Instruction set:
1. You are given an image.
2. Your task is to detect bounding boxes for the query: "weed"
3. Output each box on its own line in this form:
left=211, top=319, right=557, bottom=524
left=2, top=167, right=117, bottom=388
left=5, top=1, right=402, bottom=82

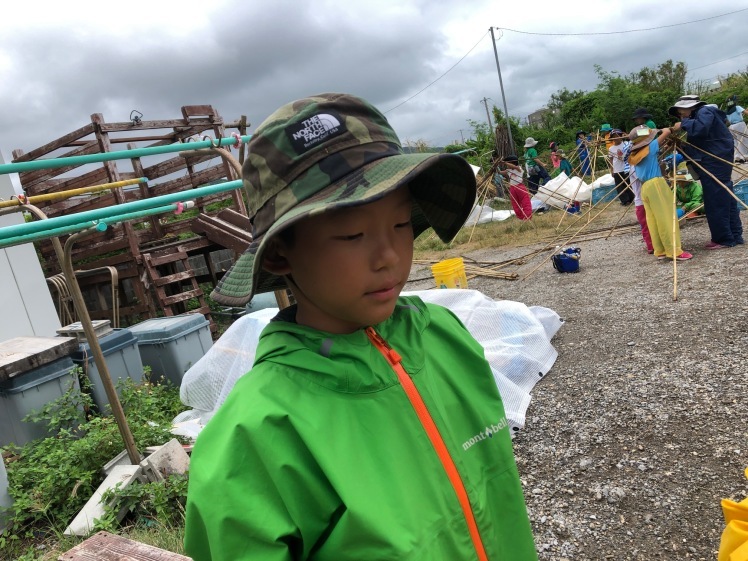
left=0, top=371, right=184, bottom=559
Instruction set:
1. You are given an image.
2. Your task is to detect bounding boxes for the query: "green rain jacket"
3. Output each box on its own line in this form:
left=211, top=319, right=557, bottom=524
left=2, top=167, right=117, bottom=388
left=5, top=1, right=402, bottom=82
left=184, top=296, right=537, bottom=561
left=676, top=181, right=704, bottom=213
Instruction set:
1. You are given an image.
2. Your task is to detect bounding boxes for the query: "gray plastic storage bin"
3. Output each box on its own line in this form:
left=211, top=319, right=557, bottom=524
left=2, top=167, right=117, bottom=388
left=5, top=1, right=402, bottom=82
left=72, top=329, right=144, bottom=412
left=0, top=356, right=79, bottom=447
left=128, top=315, right=212, bottom=387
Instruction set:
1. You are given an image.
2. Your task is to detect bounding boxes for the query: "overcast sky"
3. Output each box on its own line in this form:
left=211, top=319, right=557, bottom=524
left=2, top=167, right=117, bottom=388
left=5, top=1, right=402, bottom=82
left=1, top=0, right=747, bottom=160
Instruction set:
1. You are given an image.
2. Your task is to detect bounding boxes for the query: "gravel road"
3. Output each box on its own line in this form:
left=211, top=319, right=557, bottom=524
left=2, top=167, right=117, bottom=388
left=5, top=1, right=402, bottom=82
left=407, top=210, right=748, bottom=560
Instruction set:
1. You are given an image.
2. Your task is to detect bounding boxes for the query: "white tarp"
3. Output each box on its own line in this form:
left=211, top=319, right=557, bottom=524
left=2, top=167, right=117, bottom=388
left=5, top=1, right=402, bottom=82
left=533, top=172, right=591, bottom=209
left=174, top=289, right=563, bottom=438
left=464, top=204, right=514, bottom=225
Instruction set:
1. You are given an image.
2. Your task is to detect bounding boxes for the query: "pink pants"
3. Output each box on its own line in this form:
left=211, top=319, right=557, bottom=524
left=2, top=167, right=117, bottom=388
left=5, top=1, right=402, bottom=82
left=510, top=184, right=532, bottom=220
left=635, top=204, right=653, bottom=252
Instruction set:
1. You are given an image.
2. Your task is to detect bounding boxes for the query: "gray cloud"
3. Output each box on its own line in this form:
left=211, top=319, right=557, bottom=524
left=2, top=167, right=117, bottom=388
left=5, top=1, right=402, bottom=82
left=1, top=1, right=746, bottom=158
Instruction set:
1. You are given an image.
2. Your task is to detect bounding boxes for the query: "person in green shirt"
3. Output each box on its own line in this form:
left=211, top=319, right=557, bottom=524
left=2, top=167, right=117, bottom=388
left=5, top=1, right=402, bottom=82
left=632, top=107, right=656, bottom=129
left=523, top=137, right=550, bottom=195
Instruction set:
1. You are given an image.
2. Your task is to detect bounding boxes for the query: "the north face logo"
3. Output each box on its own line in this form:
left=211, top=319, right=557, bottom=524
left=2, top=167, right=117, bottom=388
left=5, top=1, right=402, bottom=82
left=287, top=112, right=346, bottom=153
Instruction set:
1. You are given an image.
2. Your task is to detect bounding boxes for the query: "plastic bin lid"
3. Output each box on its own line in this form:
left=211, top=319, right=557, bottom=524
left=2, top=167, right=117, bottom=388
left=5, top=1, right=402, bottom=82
left=128, top=315, right=209, bottom=343
left=0, top=356, right=76, bottom=394
left=72, top=329, right=138, bottom=363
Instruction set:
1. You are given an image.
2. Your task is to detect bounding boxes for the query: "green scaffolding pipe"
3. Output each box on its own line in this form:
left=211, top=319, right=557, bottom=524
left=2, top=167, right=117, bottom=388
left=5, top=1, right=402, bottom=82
left=0, top=179, right=242, bottom=245
left=0, top=135, right=251, bottom=175
left=1, top=202, right=194, bottom=248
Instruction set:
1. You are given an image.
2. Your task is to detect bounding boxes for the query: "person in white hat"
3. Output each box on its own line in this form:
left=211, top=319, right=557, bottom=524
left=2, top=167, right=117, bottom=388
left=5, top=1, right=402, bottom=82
left=671, top=96, right=743, bottom=249
left=523, top=137, right=550, bottom=195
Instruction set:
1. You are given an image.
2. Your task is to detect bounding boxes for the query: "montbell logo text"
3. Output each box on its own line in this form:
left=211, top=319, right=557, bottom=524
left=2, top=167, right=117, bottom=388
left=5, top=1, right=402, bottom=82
left=462, top=418, right=508, bottom=451
left=291, top=114, right=342, bottom=144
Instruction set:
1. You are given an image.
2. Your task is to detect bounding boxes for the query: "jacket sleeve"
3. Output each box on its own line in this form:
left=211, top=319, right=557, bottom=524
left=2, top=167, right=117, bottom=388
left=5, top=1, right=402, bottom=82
left=184, top=375, right=338, bottom=561
left=681, top=108, right=721, bottom=141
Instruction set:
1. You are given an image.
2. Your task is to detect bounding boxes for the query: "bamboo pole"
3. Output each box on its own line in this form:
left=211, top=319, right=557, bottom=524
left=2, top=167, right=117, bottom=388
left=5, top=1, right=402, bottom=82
left=671, top=149, right=679, bottom=302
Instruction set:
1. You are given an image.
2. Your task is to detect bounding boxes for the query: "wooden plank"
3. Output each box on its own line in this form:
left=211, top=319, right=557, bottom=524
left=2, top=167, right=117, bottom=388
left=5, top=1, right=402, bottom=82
left=153, top=270, right=195, bottom=286
left=217, top=208, right=251, bottom=231
left=98, top=117, right=220, bottom=132
left=58, top=530, right=191, bottom=560
left=161, top=289, right=201, bottom=306
left=181, top=105, right=216, bottom=120
left=0, top=336, right=79, bottom=382
left=19, top=142, right=101, bottom=189
left=146, top=251, right=188, bottom=267
left=12, top=123, right=96, bottom=163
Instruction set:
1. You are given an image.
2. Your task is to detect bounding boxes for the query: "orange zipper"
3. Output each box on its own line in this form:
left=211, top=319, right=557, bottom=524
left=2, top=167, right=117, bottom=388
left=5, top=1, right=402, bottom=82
left=365, top=326, right=489, bottom=561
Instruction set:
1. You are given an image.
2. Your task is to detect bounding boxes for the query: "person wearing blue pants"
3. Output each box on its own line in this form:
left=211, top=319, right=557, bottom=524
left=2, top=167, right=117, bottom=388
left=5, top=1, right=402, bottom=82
left=670, top=96, right=744, bottom=249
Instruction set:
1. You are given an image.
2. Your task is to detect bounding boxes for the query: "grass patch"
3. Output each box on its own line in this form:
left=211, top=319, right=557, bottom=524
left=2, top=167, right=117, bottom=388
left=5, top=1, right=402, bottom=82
left=414, top=204, right=620, bottom=262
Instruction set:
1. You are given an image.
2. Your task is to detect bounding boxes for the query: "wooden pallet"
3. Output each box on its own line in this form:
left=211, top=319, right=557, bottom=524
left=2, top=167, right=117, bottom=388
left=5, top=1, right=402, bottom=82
left=142, top=245, right=215, bottom=332
left=59, top=531, right=191, bottom=560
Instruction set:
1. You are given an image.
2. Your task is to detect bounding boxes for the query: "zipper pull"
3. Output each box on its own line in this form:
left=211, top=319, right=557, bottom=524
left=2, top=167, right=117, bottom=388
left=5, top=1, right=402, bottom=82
left=365, top=327, right=402, bottom=364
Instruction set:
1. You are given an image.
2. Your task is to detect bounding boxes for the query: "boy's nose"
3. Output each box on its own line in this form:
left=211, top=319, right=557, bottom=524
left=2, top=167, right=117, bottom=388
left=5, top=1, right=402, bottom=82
left=371, top=235, right=400, bottom=269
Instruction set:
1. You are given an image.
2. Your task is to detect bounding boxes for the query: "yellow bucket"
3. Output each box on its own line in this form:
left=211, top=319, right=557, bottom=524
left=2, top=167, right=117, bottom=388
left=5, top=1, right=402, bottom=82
left=431, top=257, right=468, bottom=289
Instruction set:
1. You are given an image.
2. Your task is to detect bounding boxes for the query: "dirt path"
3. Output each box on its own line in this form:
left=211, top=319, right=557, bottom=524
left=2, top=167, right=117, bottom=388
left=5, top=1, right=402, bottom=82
left=407, top=211, right=748, bottom=560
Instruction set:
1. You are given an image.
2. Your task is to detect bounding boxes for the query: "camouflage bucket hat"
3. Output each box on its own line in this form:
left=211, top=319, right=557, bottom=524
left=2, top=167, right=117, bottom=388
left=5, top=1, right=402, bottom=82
left=211, top=92, right=477, bottom=306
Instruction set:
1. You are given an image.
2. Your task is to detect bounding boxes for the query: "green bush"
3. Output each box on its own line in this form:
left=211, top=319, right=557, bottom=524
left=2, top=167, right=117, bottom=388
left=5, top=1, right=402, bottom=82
left=0, top=372, right=185, bottom=558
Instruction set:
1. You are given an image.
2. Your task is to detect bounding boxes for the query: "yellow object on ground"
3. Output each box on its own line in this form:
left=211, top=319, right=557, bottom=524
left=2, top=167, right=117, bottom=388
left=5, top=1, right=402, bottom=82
left=719, top=468, right=748, bottom=561
left=431, top=257, right=468, bottom=289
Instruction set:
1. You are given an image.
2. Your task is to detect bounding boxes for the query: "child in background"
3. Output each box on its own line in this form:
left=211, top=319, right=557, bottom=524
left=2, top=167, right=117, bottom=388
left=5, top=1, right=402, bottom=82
left=628, top=165, right=654, bottom=254
left=549, top=141, right=561, bottom=172
left=498, top=154, right=532, bottom=220
left=608, top=129, right=634, bottom=206
left=559, top=149, right=573, bottom=177
left=628, top=124, right=692, bottom=261
left=184, top=93, right=538, bottom=561
left=673, top=172, right=705, bottom=218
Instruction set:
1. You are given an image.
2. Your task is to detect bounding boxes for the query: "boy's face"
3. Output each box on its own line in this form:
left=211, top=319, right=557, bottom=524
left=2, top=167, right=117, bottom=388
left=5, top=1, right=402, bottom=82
left=266, top=187, right=414, bottom=334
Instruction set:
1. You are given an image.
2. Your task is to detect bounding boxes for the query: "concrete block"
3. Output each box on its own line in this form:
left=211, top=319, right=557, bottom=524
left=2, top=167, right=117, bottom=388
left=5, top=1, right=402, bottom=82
left=64, top=464, right=141, bottom=536
left=140, top=438, right=190, bottom=483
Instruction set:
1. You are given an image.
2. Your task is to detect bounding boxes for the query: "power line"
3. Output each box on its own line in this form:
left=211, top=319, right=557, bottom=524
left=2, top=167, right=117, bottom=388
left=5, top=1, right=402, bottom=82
left=689, top=50, right=748, bottom=72
left=498, top=7, right=748, bottom=36
left=383, top=30, right=489, bottom=114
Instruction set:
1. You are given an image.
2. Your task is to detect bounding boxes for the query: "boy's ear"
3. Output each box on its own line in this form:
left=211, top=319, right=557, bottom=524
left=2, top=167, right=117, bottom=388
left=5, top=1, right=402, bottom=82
left=261, top=239, right=292, bottom=276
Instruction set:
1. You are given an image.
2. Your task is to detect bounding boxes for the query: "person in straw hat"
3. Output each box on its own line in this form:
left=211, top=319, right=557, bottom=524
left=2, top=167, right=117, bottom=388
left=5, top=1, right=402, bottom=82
left=523, top=136, right=550, bottom=195
left=184, top=93, right=538, bottom=561
left=627, top=124, right=693, bottom=260
left=670, top=95, right=743, bottom=249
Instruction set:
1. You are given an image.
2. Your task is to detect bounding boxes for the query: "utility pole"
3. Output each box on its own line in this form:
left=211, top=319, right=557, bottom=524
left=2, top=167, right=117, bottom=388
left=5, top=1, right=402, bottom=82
left=489, top=27, right=514, bottom=151
left=480, top=97, right=496, bottom=151
left=458, top=129, right=465, bottom=143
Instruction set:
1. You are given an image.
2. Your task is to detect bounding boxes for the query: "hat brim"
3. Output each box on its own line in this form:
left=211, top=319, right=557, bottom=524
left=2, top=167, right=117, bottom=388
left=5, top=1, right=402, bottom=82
left=669, top=100, right=705, bottom=117
left=524, top=140, right=538, bottom=148
left=629, top=128, right=657, bottom=152
left=210, top=152, right=477, bottom=306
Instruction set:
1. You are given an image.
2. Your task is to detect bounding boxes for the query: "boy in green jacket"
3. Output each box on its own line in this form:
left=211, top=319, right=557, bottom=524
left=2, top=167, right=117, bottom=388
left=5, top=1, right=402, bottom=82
left=184, top=93, right=538, bottom=561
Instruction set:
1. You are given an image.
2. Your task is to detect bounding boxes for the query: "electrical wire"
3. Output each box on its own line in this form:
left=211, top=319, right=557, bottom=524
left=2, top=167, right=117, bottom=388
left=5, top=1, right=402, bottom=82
left=498, top=7, right=748, bottom=36
left=383, top=31, right=489, bottom=114
left=689, top=50, right=748, bottom=71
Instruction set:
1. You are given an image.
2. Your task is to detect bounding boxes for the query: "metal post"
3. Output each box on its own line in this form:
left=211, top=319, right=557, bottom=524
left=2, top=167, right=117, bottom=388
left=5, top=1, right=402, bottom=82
left=481, top=97, right=497, bottom=152
left=489, top=27, right=514, bottom=151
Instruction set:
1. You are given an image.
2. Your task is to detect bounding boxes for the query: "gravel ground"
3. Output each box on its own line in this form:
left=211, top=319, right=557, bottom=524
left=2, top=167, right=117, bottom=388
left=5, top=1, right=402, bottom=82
left=407, top=209, right=748, bottom=560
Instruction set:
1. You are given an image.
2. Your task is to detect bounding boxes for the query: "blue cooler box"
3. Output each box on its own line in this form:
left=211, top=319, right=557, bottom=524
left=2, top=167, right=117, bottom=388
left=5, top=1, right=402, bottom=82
left=0, top=356, right=80, bottom=447
left=72, top=329, right=144, bottom=413
left=128, top=315, right=212, bottom=387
